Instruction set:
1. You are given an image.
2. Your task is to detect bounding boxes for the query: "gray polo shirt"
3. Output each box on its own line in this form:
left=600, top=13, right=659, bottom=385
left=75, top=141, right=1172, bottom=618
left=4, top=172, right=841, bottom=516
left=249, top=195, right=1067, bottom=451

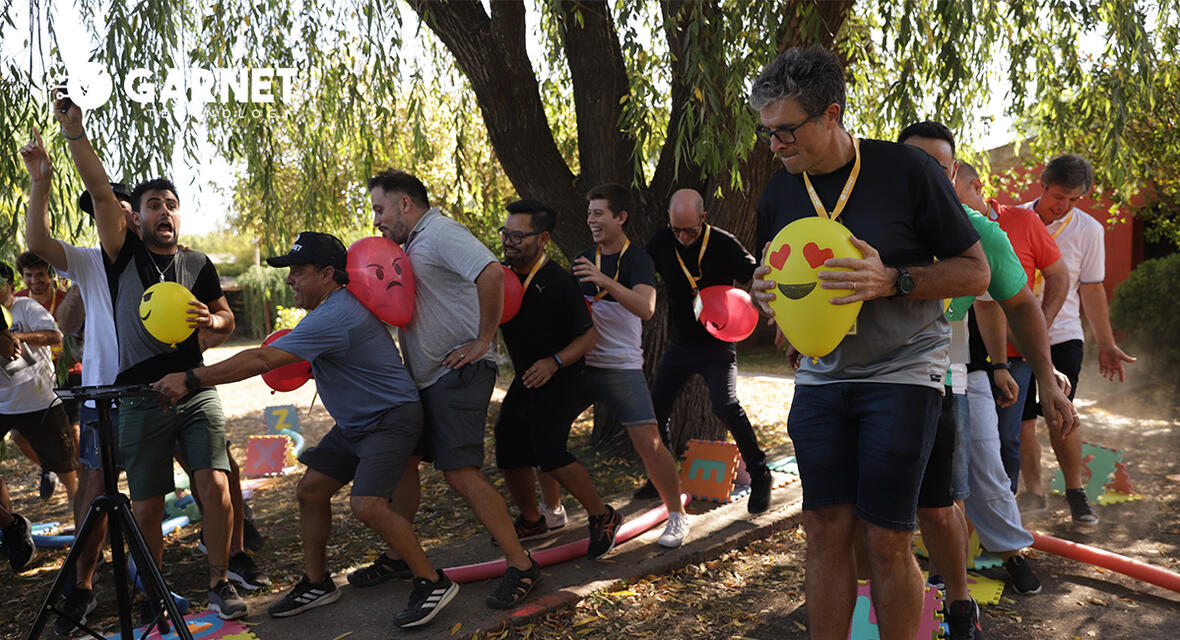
left=399, top=208, right=498, bottom=389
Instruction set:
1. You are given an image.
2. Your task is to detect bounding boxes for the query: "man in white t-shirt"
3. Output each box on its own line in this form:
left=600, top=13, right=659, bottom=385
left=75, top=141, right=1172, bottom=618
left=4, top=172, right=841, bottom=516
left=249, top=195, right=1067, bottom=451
left=1016, top=154, right=1135, bottom=527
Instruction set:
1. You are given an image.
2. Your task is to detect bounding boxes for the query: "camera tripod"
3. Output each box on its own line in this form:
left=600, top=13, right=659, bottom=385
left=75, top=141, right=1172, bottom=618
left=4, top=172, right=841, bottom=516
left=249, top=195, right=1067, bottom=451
left=25, top=385, right=194, bottom=640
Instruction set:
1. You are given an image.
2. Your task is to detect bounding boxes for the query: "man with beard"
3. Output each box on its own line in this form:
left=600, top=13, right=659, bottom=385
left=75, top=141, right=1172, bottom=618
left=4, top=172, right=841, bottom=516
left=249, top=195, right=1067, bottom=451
left=55, top=98, right=244, bottom=622
left=362, top=169, right=539, bottom=613
left=495, top=199, right=619, bottom=563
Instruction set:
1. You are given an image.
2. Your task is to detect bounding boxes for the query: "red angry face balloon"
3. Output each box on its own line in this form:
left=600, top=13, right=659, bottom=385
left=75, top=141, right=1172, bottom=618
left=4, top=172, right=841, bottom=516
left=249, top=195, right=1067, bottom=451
left=695, top=285, right=759, bottom=342
left=261, top=329, right=313, bottom=392
left=346, top=237, right=416, bottom=327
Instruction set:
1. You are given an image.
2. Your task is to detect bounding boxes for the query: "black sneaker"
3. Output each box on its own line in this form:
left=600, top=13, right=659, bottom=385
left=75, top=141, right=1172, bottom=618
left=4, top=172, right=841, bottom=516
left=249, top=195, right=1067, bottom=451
left=392, top=573, right=459, bottom=629
left=927, top=573, right=946, bottom=592
left=268, top=574, right=341, bottom=618
left=53, top=586, right=97, bottom=637
left=2, top=513, right=37, bottom=573
left=514, top=515, right=550, bottom=542
left=486, top=559, right=541, bottom=609
left=228, top=551, right=271, bottom=590
left=632, top=479, right=660, bottom=500
left=348, top=553, right=412, bottom=587
left=748, top=466, right=772, bottom=514
left=1003, top=555, right=1042, bottom=594
left=1065, top=488, right=1099, bottom=527
left=208, top=579, right=248, bottom=619
left=243, top=518, right=265, bottom=551
left=587, top=505, right=622, bottom=559
left=946, top=598, right=985, bottom=640
left=40, top=470, right=58, bottom=501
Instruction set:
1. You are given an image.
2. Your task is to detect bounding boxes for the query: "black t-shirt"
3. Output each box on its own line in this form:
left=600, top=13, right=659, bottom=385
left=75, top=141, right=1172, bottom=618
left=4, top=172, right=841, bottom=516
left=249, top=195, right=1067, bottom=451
left=753, top=137, right=980, bottom=386
left=646, top=225, right=757, bottom=345
left=755, top=138, right=978, bottom=266
left=573, top=243, right=656, bottom=301
left=501, top=260, right=594, bottom=376
left=107, top=229, right=224, bottom=384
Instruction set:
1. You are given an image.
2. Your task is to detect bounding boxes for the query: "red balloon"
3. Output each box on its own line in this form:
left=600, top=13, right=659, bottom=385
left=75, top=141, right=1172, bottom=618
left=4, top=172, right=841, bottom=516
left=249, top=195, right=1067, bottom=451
left=346, top=237, right=415, bottom=326
left=500, top=265, right=523, bottom=325
left=261, top=329, right=313, bottom=392
left=696, top=285, right=759, bottom=343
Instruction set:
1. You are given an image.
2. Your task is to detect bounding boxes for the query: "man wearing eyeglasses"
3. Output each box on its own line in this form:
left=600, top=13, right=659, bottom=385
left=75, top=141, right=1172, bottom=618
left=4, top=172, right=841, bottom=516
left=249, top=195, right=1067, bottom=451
left=569, top=183, right=691, bottom=549
left=749, top=47, right=988, bottom=639
left=642, top=189, right=771, bottom=513
left=494, top=199, right=620, bottom=565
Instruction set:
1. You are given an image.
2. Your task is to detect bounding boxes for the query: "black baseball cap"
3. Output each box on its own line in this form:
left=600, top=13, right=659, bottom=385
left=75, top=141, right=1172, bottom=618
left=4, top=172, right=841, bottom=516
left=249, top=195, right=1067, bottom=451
left=79, top=183, right=133, bottom=216
left=266, top=232, right=349, bottom=282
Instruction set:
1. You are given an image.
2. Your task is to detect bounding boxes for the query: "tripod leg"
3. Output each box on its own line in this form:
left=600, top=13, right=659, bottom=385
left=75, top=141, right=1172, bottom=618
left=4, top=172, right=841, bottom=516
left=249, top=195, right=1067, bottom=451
left=116, top=504, right=194, bottom=640
left=23, top=502, right=105, bottom=640
left=107, top=503, right=134, bottom=640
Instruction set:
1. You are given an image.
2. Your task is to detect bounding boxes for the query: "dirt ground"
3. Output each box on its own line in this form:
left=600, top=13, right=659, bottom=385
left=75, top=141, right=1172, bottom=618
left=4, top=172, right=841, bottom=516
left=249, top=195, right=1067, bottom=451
left=2, top=344, right=1178, bottom=639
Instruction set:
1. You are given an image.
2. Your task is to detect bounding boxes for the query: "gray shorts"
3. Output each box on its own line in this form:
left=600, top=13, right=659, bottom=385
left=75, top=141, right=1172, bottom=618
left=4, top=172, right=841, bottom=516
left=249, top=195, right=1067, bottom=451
left=418, top=360, right=497, bottom=471
left=298, top=402, right=423, bottom=497
left=582, top=366, right=657, bottom=427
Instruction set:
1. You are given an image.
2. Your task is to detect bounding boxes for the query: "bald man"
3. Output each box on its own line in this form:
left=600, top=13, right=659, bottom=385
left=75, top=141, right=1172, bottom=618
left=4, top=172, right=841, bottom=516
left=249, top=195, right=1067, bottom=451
left=644, top=189, right=771, bottom=513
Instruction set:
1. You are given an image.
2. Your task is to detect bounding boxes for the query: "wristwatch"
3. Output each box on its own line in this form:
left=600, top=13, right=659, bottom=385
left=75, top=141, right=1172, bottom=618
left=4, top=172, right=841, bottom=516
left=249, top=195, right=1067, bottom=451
left=184, top=369, right=201, bottom=390
left=552, top=353, right=564, bottom=368
left=990, top=361, right=1011, bottom=372
left=894, top=266, right=915, bottom=297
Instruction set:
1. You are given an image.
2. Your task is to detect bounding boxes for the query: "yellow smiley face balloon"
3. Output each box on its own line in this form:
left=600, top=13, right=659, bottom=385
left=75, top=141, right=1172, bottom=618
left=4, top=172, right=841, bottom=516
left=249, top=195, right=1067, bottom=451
left=765, top=217, right=864, bottom=358
left=139, top=282, right=196, bottom=347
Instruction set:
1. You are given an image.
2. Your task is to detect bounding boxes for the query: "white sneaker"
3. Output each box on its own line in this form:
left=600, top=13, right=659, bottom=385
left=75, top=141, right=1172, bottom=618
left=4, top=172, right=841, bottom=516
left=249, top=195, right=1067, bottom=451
left=657, top=512, right=689, bottom=548
left=538, top=502, right=567, bottom=530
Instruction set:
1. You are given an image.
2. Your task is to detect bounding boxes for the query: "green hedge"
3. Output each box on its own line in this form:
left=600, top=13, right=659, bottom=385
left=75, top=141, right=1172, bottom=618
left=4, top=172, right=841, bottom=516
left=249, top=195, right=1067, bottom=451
left=1110, top=253, right=1180, bottom=374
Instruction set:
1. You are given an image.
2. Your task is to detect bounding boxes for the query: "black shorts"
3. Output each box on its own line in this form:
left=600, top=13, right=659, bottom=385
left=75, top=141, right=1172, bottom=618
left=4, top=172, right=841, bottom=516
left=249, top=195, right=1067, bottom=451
left=1, top=404, right=78, bottom=473
left=1022, top=339, right=1084, bottom=420
left=787, top=382, right=941, bottom=531
left=298, top=402, right=423, bottom=497
left=494, top=370, right=581, bottom=472
left=917, top=391, right=957, bottom=509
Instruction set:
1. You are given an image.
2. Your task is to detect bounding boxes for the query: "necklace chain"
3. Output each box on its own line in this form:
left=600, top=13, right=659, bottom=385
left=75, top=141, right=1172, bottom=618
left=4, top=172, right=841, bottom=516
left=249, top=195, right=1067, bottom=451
left=151, top=252, right=178, bottom=283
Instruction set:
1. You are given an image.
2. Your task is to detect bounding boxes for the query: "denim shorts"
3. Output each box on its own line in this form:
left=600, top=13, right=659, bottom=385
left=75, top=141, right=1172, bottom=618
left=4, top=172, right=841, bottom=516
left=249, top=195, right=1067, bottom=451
left=78, top=404, right=122, bottom=470
left=788, top=382, right=941, bottom=530
left=580, top=366, right=657, bottom=427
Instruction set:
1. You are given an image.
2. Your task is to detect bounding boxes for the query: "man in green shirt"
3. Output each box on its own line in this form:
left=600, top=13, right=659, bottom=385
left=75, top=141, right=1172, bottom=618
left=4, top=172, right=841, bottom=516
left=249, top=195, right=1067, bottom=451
left=899, top=122, right=1076, bottom=639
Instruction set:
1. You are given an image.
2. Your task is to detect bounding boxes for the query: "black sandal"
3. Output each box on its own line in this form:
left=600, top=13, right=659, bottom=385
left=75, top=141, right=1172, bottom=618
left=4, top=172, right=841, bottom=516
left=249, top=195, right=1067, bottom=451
left=347, top=553, right=412, bottom=587
left=486, top=559, right=541, bottom=609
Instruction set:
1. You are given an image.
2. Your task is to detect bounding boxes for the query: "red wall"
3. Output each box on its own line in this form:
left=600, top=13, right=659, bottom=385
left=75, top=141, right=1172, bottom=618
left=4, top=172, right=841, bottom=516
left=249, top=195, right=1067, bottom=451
left=990, top=165, right=1141, bottom=299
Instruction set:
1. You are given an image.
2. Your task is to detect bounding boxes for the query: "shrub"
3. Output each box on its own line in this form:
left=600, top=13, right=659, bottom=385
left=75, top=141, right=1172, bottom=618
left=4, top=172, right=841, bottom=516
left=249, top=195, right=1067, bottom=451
left=1110, top=253, right=1180, bottom=376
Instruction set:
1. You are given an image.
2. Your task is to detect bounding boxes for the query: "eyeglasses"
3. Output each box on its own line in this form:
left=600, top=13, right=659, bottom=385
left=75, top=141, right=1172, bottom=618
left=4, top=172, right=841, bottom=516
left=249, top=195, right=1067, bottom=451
left=669, top=222, right=702, bottom=235
left=498, top=227, right=543, bottom=245
left=755, top=114, right=820, bottom=145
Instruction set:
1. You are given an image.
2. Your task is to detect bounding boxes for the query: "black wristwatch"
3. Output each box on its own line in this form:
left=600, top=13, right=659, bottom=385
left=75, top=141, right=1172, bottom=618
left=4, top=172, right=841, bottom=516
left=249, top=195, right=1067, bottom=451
left=894, top=266, right=915, bottom=297
left=184, top=369, right=201, bottom=390
left=990, top=361, right=1011, bottom=373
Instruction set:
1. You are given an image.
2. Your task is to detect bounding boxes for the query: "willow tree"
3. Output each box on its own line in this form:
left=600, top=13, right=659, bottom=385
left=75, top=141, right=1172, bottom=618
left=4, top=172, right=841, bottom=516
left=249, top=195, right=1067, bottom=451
left=2, top=0, right=1176, bottom=453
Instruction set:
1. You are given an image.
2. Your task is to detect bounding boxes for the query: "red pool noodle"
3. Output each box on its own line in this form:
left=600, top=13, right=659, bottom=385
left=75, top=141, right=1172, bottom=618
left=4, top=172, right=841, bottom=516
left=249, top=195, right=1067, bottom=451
left=442, top=494, right=690, bottom=584
left=1030, top=531, right=1180, bottom=593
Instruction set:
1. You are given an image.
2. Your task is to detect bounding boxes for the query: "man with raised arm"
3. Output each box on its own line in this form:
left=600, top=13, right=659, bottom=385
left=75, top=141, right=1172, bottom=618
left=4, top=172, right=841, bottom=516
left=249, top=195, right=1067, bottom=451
left=54, top=98, right=244, bottom=622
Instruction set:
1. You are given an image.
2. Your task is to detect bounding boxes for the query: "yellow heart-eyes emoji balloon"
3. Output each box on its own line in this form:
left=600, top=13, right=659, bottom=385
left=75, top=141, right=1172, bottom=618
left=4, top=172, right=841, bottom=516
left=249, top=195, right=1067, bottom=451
left=765, top=217, right=864, bottom=358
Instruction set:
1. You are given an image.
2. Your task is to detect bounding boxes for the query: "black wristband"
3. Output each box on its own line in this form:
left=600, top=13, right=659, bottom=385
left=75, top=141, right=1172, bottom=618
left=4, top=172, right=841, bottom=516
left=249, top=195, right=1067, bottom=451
left=184, top=369, right=201, bottom=390
left=990, top=361, right=1011, bottom=372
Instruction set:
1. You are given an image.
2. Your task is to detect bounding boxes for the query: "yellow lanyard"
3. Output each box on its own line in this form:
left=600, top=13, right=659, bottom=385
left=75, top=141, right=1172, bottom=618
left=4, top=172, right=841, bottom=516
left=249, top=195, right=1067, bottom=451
left=593, top=240, right=630, bottom=302
left=1032, top=210, right=1073, bottom=295
left=802, top=136, right=861, bottom=221
left=520, top=253, right=548, bottom=293
left=673, top=224, right=711, bottom=293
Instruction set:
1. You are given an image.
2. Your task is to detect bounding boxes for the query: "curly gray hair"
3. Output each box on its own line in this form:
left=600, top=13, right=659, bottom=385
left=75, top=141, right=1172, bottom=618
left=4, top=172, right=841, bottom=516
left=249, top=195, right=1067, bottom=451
left=749, top=46, right=846, bottom=122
